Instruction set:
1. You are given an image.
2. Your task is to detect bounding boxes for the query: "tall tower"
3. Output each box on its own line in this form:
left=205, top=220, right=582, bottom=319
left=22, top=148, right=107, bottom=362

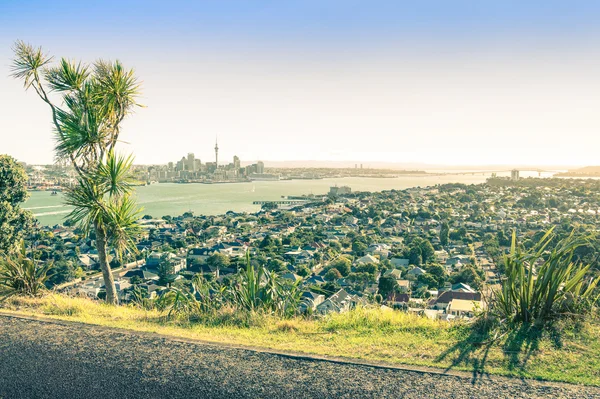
left=214, top=138, right=219, bottom=167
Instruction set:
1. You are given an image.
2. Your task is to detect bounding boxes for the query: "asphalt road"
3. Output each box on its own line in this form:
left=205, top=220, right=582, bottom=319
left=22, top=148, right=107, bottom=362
left=0, top=315, right=598, bottom=399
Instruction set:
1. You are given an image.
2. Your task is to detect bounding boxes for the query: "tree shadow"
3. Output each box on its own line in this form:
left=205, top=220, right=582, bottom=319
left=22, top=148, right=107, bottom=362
left=436, top=320, right=566, bottom=384
left=435, top=321, right=495, bottom=385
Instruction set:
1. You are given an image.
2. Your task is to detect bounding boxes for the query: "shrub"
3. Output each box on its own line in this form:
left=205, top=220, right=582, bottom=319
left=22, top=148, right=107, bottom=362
left=490, top=229, right=600, bottom=325
left=0, top=249, right=51, bottom=299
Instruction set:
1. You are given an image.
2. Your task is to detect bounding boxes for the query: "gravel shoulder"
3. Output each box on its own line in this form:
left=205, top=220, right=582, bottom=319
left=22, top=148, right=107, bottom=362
left=0, top=315, right=598, bottom=399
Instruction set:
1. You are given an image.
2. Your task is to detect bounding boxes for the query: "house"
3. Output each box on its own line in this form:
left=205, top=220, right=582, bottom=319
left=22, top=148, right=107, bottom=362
left=446, top=299, right=483, bottom=318
left=306, top=275, right=326, bottom=285
left=281, top=272, right=303, bottom=283
left=406, top=267, right=426, bottom=277
left=430, top=290, right=482, bottom=310
left=387, top=292, right=410, bottom=307
left=397, top=279, right=411, bottom=291
left=356, top=254, right=380, bottom=265
left=145, top=252, right=186, bottom=273
left=78, top=254, right=99, bottom=269
left=316, top=289, right=356, bottom=314
left=123, top=268, right=160, bottom=282
left=390, top=257, right=410, bottom=267
left=187, top=247, right=211, bottom=264
left=298, top=291, right=325, bottom=312
left=383, top=268, right=402, bottom=280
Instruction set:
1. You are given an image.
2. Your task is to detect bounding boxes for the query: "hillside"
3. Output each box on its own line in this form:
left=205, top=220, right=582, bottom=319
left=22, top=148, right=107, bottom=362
left=555, top=166, right=600, bottom=177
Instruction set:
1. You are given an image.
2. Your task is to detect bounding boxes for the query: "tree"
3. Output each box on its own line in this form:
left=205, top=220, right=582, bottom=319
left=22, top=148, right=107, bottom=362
left=416, top=273, right=438, bottom=289
left=427, top=264, right=447, bottom=287
left=408, top=245, right=422, bottom=266
left=207, top=253, right=230, bottom=272
left=324, top=268, right=342, bottom=281
left=378, top=274, right=399, bottom=299
left=259, top=234, right=275, bottom=249
left=46, top=260, right=82, bottom=287
left=158, top=254, right=176, bottom=286
left=440, top=221, right=450, bottom=246
left=329, top=256, right=352, bottom=277
left=12, top=42, right=143, bottom=304
left=0, top=155, right=34, bottom=254
left=352, top=241, right=368, bottom=256
left=419, top=239, right=435, bottom=264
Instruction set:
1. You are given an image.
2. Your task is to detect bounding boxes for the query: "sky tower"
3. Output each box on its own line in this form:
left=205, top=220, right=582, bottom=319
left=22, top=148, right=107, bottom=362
left=214, top=137, right=219, bottom=167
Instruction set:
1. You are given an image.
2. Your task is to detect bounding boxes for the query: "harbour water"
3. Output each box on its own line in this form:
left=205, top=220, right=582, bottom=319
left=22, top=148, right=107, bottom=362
left=24, top=171, right=550, bottom=226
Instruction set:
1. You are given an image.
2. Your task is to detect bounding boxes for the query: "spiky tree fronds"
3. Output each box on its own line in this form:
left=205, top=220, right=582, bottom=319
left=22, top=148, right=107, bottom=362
left=12, top=41, right=143, bottom=304
left=491, top=228, right=600, bottom=325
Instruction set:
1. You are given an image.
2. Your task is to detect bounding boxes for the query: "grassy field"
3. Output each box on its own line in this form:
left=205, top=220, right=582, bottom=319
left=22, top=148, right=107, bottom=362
left=2, top=294, right=599, bottom=386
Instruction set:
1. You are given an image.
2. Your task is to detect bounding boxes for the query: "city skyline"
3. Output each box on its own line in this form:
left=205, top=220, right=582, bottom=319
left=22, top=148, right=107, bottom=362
left=2, top=1, right=600, bottom=166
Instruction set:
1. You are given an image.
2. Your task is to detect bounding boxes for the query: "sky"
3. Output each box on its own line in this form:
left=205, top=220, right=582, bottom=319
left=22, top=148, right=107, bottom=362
left=1, top=1, right=600, bottom=167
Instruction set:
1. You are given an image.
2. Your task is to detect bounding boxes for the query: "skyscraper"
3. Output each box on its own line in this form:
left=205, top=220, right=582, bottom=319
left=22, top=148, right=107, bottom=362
left=233, top=155, right=240, bottom=169
left=214, top=138, right=219, bottom=167
left=256, top=161, right=264, bottom=174
left=187, top=153, right=195, bottom=172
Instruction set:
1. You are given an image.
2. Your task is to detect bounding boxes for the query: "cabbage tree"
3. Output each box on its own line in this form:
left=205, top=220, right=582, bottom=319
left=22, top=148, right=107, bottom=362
left=11, top=41, right=142, bottom=304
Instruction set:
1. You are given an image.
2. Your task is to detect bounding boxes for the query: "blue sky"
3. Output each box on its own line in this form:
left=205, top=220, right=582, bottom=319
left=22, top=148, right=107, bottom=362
left=2, top=1, right=600, bottom=166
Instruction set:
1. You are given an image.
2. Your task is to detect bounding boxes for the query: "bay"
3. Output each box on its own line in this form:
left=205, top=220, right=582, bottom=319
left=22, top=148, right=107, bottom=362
left=24, top=171, right=546, bottom=226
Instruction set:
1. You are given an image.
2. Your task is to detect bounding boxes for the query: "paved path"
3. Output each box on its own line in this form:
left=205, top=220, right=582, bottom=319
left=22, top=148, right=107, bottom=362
left=0, top=315, right=598, bottom=399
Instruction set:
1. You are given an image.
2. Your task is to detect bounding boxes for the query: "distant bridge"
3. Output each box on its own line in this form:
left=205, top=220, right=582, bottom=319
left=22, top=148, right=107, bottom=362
left=438, top=169, right=563, bottom=176
left=253, top=200, right=314, bottom=205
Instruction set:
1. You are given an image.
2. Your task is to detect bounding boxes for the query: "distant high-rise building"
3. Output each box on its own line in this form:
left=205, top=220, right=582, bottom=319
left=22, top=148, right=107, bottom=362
left=511, top=169, right=520, bottom=181
left=360, top=164, right=363, bottom=169
left=168, top=162, right=174, bottom=171
left=187, top=153, right=195, bottom=172
left=214, top=138, right=219, bottom=167
left=256, top=161, right=264, bottom=174
left=233, top=155, right=240, bottom=169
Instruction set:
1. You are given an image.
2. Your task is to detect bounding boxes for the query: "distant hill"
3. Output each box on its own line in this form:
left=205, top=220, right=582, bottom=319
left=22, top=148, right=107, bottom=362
left=555, top=166, right=600, bottom=177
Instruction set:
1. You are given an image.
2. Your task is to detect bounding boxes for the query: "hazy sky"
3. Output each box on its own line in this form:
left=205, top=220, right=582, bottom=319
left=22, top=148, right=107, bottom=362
left=1, top=1, right=600, bottom=166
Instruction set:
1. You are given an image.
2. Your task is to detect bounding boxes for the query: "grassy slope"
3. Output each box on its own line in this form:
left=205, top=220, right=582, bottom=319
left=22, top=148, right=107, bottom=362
left=2, top=294, right=599, bottom=386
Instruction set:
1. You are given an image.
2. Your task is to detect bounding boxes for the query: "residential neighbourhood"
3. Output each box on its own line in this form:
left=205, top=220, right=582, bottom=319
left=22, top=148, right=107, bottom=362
left=27, top=177, right=600, bottom=319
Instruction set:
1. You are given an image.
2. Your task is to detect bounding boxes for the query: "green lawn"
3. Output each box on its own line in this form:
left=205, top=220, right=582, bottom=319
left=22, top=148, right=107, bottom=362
left=2, top=294, right=599, bottom=386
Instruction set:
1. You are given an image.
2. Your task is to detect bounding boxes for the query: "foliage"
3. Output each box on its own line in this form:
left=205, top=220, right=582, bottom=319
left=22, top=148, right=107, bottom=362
left=12, top=41, right=143, bottom=304
left=0, top=155, right=34, bottom=254
left=230, top=254, right=301, bottom=315
left=0, top=248, right=51, bottom=299
left=490, top=229, right=600, bottom=325
left=378, top=274, right=400, bottom=298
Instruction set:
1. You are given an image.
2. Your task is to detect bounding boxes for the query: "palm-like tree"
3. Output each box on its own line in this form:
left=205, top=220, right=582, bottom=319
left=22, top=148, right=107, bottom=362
left=11, top=41, right=142, bottom=304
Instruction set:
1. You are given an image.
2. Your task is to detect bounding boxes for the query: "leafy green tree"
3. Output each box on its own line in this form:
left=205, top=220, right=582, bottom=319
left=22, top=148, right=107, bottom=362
left=427, top=264, right=447, bottom=287
left=352, top=241, right=367, bottom=256
left=158, top=254, right=176, bottom=286
left=329, top=256, right=352, bottom=276
left=417, top=273, right=438, bottom=289
left=419, top=239, right=435, bottom=264
left=12, top=42, right=142, bottom=304
left=0, top=155, right=33, bottom=254
left=207, top=253, right=230, bottom=272
left=46, top=260, right=81, bottom=287
left=325, top=268, right=342, bottom=281
left=378, top=274, right=399, bottom=298
left=408, top=245, right=422, bottom=266
left=440, top=221, right=450, bottom=246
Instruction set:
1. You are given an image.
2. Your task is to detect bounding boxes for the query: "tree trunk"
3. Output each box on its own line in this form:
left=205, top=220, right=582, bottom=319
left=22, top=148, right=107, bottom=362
left=95, top=223, right=119, bottom=305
